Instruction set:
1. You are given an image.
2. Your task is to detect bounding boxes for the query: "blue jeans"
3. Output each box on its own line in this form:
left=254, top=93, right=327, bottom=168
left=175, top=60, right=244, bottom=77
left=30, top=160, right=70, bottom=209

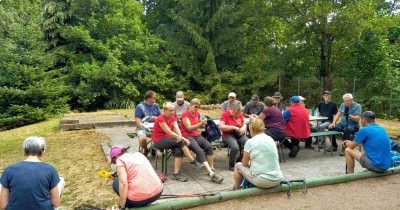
left=113, top=178, right=162, bottom=207
left=329, top=124, right=359, bottom=148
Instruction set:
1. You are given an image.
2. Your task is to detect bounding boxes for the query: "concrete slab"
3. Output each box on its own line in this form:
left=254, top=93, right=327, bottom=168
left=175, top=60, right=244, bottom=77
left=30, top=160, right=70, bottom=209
left=97, top=126, right=365, bottom=204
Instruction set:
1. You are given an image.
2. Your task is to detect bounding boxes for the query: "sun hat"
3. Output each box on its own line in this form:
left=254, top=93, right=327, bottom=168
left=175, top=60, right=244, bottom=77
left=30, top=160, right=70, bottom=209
left=228, top=92, right=236, bottom=97
left=110, top=146, right=130, bottom=164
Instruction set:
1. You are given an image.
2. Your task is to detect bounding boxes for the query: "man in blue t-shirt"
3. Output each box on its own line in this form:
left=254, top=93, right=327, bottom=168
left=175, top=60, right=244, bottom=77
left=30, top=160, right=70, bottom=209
left=328, top=93, right=361, bottom=151
left=343, top=111, right=392, bottom=174
left=134, top=90, right=161, bottom=156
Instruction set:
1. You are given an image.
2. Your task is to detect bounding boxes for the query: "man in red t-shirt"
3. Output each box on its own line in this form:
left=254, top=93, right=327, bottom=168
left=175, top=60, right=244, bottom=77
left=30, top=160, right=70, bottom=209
left=219, top=102, right=248, bottom=171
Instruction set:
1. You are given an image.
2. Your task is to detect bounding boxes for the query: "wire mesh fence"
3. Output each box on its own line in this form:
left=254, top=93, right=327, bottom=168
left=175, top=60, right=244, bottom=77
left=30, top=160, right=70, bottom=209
left=276, top=76, right=400, bottom=119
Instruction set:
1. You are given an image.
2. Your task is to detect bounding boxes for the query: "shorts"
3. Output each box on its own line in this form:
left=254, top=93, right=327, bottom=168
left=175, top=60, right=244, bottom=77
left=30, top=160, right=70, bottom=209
left=360, top=155, right=385, bottom=173
left=235, top=162, right=281, bottom=188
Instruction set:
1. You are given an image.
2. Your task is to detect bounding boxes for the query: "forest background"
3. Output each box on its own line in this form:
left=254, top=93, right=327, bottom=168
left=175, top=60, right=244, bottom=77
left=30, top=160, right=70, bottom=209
left=1, top=0, right=400, bottom=130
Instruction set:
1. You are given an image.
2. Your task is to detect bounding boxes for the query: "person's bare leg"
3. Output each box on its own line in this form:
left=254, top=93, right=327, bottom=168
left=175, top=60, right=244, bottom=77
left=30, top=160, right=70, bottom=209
left=174, top=157, right=183, bottom=174
left=233, top=165, right=243, bottom=188
left=181, top=146, right=195, bottom=161
left=206, top=155, right=214, bottom=168
left=345, top=147, right=362, bottom=174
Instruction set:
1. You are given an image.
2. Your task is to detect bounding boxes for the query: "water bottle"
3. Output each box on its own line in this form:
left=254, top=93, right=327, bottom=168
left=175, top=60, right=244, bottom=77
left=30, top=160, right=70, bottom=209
left=316, top=108, right=319, bottom=117
left=311, top=106, right=315, bottom=116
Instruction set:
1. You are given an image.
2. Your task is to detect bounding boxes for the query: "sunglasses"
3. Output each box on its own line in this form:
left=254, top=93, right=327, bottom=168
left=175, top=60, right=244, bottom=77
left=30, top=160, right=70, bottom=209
left=167, top=109, right=175, bottom=112
left=194, top=106, right=200, bottom=109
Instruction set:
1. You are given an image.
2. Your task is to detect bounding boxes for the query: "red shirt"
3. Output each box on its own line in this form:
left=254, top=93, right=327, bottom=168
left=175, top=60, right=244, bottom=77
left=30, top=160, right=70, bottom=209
left=220, top=110, right=244, bottom=136
left=180, top=110, right=201, bottom=137
left=285, top=104, right=310, bottom=139
left=152, top=114, right=177, bottom=144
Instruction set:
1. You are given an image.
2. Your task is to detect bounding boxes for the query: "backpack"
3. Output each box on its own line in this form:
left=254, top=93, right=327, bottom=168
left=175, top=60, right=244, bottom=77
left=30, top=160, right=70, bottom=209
left=205, top=118, right=221, bottom=142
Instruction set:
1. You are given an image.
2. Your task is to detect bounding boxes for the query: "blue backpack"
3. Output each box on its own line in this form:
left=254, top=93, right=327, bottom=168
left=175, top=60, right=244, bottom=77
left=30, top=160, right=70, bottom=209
left=205, top=118, right=221, bottom=142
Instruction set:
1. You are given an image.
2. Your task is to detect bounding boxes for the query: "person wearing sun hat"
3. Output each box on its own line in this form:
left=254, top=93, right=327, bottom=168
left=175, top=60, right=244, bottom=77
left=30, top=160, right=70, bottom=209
left=173, top=91, right=190, bottom=121
left=110, top=146, right=163, bottom=209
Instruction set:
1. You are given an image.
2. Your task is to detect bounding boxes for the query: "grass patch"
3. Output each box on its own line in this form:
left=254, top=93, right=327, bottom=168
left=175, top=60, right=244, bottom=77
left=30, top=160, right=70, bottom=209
left=0, top=118, right=117, bottom=208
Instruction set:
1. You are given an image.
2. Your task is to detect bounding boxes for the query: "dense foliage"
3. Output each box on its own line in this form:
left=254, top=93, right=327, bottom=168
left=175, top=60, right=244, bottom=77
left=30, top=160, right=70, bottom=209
left=0, top=0, right=399, bottom=129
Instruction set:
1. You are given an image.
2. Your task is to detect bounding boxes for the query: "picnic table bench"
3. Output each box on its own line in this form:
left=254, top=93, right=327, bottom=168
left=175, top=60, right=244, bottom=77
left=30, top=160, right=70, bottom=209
left=310, top=131, right=343, bottom=155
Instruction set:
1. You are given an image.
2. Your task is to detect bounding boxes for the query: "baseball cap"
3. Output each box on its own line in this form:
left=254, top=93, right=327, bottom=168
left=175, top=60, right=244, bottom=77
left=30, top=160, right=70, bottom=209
left=322, top=90, right=330, bottom=95
left=251, top=95, right=259, bottom=100
left=361, top=111, right=376, bottom=119
left=228, top=92, right=236, bottom=97
left=176, top=91, right=184, bottom=101
left=273, top=92, right=282, bottom=98
left=110, top=146, right=130, bottom=164
left=298, top=96, right=306, bottom=101
left=290, top=96, right=300, bottom=103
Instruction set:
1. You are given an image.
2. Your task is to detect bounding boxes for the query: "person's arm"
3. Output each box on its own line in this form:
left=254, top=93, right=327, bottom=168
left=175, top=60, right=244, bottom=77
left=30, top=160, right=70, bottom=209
left=257, top=112, right=265, bottom=120
left=117, top=166, right=128, bottom=209
left=329, top=110, right=342, bottom=128
left=343, top=140, right=358, bottom=149
left=182, top=117, right=204, bottom=132
left=241, top=151, right=250, bottom=167
left=218, top=120, right=239, bottom=133
left=239, top=122, right=246, bottom=136
left=159, top=121, right=181, bottom=140
left=49, top=184, right=61, bottom=208
left=349, top=104, right=361, bottom=123
left=0, top=186, right=9, bottom=209
left=283, top=110, right=290, bottom=123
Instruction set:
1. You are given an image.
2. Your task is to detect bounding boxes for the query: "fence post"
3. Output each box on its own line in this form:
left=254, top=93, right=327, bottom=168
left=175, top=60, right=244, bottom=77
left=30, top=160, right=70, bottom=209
left=353, top=77, right=356, bottom=94
left=298, top=76, right=300, bottom=95
left=278, top=76, right=281, bottom=93
left=390, top=79, right=393, bottom=118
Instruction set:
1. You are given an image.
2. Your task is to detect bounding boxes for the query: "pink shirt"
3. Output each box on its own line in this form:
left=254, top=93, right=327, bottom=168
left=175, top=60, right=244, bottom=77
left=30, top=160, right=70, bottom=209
left=220, top=110, right=244, bottom=137
left=152, top=114, right=177, bottom=144
left=116, top=152, right=163, bottom=201
left=180, top=110, right=201, bottom=137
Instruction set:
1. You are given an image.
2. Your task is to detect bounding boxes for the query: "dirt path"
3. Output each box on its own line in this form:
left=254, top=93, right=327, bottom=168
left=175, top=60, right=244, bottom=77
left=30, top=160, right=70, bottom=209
left=190, top=174, right=400, bottom=210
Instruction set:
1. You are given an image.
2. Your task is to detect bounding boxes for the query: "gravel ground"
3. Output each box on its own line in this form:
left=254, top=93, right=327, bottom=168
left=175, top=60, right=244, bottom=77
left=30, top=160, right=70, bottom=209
left=190, top=174, right=400, bottom=210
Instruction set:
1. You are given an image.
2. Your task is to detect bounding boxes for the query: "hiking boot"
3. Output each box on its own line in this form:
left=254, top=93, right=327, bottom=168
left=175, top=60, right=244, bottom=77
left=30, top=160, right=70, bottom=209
left=305, top=145, right=315, bottom=150
left=210, top=173, right=224, bottom=184
left=289, top=145, right=300, bottom=158
left=326, top=146, right=338, bottom=152
left=172, top=173, right=188, bottom=182
left=191, top=160, right=204, bottom=169
left=232, top=185, right=241, bottom=191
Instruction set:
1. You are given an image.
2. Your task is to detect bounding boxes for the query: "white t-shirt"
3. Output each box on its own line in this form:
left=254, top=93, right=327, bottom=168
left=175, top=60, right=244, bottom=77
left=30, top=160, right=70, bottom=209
left=173, top=101, right=190, bottom=119
left=244, top=133, right=282, bottom=180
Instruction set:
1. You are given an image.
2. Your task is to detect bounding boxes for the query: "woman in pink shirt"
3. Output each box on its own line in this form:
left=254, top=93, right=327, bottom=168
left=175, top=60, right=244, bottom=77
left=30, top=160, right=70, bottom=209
left=219, top=101, right=248, bottom=171
left=110, top=146, right=162, bottom=209
left=152, top=102, right=199, bottom=182
left=180, top=98, right=224, bottom=184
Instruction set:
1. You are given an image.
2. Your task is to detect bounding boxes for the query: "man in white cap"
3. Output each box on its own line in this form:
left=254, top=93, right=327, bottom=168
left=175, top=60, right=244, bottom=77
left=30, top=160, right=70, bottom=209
left=173, top=91, right=190, bottom=121
left=222, top=92, right=242, bottom=111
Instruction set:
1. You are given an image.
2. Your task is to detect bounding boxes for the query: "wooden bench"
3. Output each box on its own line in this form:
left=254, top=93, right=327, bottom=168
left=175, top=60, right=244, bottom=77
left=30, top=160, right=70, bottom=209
left=310, top=131, right=343, bottom=155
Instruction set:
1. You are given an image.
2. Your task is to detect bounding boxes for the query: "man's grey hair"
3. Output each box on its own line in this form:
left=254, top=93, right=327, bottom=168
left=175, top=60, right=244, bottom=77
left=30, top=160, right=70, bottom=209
left=23, top=136, right=46, bottom=156
left=343, top=93, right=353, bottom=100
left=231, top=101, right=242, bottom=112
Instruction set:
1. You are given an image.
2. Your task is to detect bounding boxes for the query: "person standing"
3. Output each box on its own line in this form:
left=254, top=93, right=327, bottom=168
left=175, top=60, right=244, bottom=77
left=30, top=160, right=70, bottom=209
left=343, top=111, right=391, bottom=174
left=283, top=96, right=311, bottom=157
left=0, top=137, right=64, bottom=210
left=328, top=93, right=361, bottom=152
left=243, top=95, right=265, bottom=118
left=110, top=146, right=163, bottom=208
left=222, top=92, right=242, bottom=112
left=134, top=90, right=161, bottom=156
left=173, top=91, right=190, bottom=122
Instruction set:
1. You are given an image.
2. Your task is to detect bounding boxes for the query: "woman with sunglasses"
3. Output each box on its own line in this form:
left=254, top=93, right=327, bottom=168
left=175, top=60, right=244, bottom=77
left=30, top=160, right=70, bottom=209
left=180, top=98, right=224, bottom=184
left=219, top=101, right=248, bottom=171
left=152, top=102, right=200, bottom=182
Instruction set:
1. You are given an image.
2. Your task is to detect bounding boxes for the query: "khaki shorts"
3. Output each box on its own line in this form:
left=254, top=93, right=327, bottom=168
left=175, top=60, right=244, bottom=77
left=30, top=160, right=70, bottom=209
left=235, top=162, right=281, bottom=188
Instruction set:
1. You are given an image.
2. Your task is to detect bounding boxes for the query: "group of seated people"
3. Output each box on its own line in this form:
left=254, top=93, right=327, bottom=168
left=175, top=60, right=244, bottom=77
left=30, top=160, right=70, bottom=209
left=0, top=90, right=394, bottom=209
